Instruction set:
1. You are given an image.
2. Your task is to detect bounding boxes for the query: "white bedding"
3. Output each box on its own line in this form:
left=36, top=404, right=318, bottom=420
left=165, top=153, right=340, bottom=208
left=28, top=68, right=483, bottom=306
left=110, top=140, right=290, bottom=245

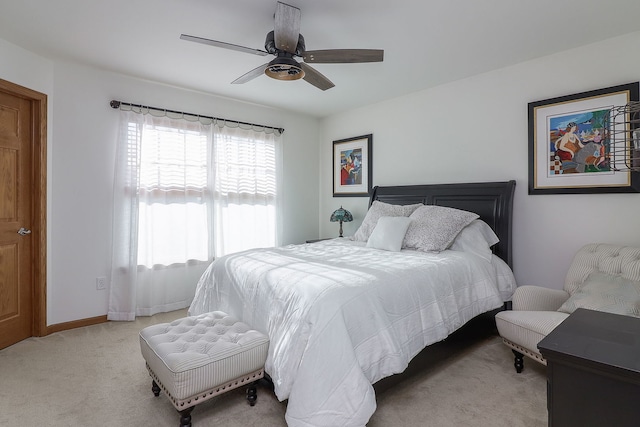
left=188, top=238, right=516, bottom=427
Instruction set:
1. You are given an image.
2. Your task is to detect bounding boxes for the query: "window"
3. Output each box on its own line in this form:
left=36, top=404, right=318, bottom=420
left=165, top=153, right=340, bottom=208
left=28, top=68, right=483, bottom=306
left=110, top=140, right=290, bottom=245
left=136, top=122, right=210, bottom=267
left=123, top=115, right=280, bottom=269
left=211, top=131, right=278, bottom=255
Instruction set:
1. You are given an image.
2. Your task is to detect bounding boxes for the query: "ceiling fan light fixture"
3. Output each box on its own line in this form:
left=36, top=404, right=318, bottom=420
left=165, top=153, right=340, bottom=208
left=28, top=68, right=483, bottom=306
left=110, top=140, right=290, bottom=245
left=265, top=57, right=305, bottom=81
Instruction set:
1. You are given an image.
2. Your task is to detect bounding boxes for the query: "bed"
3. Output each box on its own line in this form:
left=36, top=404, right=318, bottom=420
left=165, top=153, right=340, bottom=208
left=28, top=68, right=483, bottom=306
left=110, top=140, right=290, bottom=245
left=188, top=180, right=516, bottom=427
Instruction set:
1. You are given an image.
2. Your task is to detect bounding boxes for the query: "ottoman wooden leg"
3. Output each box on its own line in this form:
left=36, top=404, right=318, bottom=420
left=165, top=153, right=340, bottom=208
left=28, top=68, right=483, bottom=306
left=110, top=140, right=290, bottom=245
left=246, top=381, right=258, bottom=406
left=178, top=406, right=193, bottom=427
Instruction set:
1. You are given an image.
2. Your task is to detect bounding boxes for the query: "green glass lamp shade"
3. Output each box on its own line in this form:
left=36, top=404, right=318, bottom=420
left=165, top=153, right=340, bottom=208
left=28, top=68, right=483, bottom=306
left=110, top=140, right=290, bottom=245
left=330, top=206, right=353, bottom=237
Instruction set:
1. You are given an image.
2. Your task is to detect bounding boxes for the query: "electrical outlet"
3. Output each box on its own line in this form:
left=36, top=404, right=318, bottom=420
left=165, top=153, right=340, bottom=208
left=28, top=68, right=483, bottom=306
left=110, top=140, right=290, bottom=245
left=96, top=276, right=107, bottom=290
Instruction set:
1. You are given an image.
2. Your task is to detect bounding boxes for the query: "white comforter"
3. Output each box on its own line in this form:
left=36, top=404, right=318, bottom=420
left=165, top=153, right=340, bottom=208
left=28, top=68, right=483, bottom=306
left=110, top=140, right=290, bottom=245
left=189, top=239, right=516, bottom=427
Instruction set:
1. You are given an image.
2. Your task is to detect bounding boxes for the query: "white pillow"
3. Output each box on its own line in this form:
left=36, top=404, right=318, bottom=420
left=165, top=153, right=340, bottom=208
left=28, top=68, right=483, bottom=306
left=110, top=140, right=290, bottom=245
left=366, top=216, right=413, bottom=252
left=558, top=272, right=640, bottom=317
left=403, top=205, right=479, bottom=252
left=353, top=200, right=422, bottom=242
left=449, top=220, right=499, bottom=262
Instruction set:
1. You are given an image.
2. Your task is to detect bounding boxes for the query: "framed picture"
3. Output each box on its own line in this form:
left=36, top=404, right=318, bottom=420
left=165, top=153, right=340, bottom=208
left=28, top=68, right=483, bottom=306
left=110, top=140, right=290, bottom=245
left=528, top=82, right=640, bottom=194
left=333, top=134, right=372, bottom=197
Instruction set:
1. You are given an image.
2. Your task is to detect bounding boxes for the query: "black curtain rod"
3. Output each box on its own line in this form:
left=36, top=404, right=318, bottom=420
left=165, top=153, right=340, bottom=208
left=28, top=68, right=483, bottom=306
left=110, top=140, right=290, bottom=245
left=109, top=100, right=284, bottom=134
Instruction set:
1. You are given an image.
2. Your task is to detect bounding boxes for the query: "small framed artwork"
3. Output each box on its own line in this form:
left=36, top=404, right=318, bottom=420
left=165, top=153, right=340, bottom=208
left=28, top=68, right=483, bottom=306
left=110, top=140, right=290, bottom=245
left=528, top=82, right=640, bottom=194
left=333, top=134, right=372, bottom=197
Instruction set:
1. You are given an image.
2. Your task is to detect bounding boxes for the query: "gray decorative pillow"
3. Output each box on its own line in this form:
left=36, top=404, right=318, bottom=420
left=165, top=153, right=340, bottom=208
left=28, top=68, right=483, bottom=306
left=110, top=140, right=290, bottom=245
left=353, top=201, right=422, bottom=242
left=403, top=205, right=479, bottom=252
left=558, top=272, right=640, bottom=317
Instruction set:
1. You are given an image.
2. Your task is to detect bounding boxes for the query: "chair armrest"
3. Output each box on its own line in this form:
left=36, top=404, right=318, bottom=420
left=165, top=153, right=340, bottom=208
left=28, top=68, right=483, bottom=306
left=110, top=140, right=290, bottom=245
left=512, top=285, right=570, bottom=311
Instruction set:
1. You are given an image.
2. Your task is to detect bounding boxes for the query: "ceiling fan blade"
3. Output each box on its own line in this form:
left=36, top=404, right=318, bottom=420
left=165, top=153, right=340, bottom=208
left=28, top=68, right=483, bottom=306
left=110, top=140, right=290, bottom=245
left=274, top=2, right=301, bottom=54
left=303, top=49, right=384, bottom=64
left=180, top=34, right=269, bottom=56
left=231, top=62, right=270, bottom=84
left=300, top=63, right=335, bottom=91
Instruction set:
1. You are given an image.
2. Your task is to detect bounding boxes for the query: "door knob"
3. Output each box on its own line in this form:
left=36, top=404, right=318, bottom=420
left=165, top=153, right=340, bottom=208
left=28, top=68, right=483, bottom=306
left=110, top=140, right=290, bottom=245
left=17, top=227, right=32, bottom=236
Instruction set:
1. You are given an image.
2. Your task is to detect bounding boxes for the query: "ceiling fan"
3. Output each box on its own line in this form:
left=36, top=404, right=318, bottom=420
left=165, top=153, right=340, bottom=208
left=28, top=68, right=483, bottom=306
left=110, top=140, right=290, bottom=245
left=180, top=2, right=384, bottom=91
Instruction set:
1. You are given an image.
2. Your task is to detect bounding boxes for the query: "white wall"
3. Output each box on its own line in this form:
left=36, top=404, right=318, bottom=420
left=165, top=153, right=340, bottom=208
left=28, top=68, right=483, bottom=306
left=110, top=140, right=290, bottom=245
left=2, top=39, right=320, bottom=325
left=319, top=32, right=640, bottom=290
left=0, top=39, right=54, bottom=93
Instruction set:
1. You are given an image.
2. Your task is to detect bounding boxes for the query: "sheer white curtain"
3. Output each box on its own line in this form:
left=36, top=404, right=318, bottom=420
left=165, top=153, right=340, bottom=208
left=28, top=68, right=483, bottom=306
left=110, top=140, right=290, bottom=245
left=108, top=110, right=282, bottom=321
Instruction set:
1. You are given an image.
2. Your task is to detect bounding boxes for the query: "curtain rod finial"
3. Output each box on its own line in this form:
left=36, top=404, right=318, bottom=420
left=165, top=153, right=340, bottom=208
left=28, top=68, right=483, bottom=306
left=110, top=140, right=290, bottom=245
left=110, top=100, right=121, bottom=109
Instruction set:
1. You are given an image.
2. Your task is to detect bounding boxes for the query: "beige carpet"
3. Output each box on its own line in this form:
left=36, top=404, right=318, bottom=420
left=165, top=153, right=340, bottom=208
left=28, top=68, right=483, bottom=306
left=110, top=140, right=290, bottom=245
left=0, top=310, right=547, bottom=427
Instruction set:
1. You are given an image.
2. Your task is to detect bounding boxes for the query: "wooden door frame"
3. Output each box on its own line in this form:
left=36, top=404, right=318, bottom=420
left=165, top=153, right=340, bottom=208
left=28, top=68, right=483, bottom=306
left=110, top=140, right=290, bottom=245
left=0, top=78, right=47, bottom=337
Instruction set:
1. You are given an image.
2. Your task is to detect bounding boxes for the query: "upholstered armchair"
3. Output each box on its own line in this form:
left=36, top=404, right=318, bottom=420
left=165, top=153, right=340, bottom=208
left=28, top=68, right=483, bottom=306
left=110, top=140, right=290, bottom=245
left=495, top=243, right=640, bottom=373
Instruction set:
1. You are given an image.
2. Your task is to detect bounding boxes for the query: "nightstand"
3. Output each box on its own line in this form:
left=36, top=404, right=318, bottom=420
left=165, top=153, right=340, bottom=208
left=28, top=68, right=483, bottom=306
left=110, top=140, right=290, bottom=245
left=305, top=238, right=332, bottom=243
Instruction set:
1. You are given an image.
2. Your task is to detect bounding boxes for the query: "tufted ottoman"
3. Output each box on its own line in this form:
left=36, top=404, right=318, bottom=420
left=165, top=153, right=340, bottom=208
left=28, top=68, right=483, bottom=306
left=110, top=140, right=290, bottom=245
left=139, top=311, right=269, bottom=427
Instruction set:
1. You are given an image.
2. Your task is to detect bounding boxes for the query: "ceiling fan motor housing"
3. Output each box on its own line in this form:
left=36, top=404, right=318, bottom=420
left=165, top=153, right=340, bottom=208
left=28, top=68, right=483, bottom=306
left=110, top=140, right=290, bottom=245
left=264, top=30, right=305, bottom=56
left=263, top=30, right=306, bottom=80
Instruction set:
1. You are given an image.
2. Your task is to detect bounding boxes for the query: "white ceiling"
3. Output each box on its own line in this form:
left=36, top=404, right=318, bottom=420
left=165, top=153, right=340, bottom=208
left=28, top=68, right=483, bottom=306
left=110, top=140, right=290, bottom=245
left=2, top=0, right=640, bottom=118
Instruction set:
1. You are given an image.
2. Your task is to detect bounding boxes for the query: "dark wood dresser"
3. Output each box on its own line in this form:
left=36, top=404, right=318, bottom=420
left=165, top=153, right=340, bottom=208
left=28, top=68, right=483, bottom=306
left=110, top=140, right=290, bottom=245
left=537, top=308, right=640, bottom=427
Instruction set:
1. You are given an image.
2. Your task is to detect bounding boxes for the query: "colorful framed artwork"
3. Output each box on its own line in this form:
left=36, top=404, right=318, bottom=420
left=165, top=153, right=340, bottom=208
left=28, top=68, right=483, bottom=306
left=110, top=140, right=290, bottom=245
left=528, top=82, right=640, bottom=194
left=333, top=134, right=372, bottom=197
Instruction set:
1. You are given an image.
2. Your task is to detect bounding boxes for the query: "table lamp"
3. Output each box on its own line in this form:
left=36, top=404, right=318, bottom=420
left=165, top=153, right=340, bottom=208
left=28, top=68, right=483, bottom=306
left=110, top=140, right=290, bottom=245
left=330, top=206, right=353, bottom=237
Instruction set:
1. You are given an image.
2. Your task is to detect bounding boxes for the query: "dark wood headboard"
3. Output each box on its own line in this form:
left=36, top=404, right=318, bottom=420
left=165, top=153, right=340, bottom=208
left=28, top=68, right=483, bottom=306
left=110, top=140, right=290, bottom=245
left=370, top=181, right=516, bottom=268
